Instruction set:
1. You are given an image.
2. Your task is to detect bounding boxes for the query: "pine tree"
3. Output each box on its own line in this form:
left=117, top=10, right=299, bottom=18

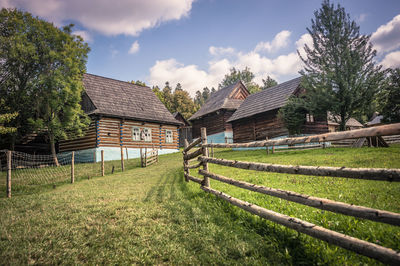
left=261, top=76, right=278, bottom=89
left=378, top=68, right=400, bottom=123
left=299, top=0, right=383, bottom=130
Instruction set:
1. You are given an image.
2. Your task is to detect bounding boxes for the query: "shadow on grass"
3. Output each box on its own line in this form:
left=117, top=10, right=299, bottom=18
left=144, top=166, right=322, bottom=265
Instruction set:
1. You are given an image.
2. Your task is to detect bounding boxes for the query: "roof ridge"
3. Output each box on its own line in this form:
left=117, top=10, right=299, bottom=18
left=84, top=72, right=150, bottom=89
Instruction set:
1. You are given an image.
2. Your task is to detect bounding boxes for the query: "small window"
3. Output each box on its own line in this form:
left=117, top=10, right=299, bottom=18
left=142, top=128, right=152, bottom=142
left=132, top=127, right=140, bottom=141
left=306, top=114, right=314, bottom=123
left=166, top=130, right=173, bottom=143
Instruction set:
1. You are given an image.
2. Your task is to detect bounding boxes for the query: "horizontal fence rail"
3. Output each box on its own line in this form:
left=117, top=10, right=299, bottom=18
left=201, top=186, right=400, bottom=265
left=181, top=125, right=400, bottom=264
left=198, top=156, right=400, bottom=182
left=203, top=123, right=400, bottom=148
left=199, top=169, right=400, bottom=226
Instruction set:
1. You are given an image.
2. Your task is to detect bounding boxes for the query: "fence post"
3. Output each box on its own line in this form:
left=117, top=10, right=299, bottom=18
left=120, top=146, right=124, bottom=171
left=211, top=140, right=214, bottom=157
left=71, top=151, right=75, bottom=184
left=272, top=145, right=275, bottom=154
left=200, top=127, right=210, bottom=187
left=101, top=150, right=105, bottom=177
left=183, top=139, right=189, bottom=182
left=145, top=147, right=147, bottom=167
left=6, top=150, right=11, bottom=198
left=125, top=147, right=128, bottom=160
left=93, top=150, right=96, bottom=163
left=140, top=148, right=143, bottom=167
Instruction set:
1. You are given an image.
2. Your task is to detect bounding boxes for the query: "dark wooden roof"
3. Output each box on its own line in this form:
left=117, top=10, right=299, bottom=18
left=83, top=73, right=181, bottom=125
left=189, top=81, right=249, bottom=121
left=227, top=77, right=302, bottom=122
left=173, top=112, right=190, bottom=126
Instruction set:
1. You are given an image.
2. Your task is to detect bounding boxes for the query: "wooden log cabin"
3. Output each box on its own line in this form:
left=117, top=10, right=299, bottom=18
left=189, top=81, right=250, bottom=143
left=59, top=73, right=182, bottom=161
left=227, top=77, right=329, bottom=143
left=173, top=112, right=192, bottom=147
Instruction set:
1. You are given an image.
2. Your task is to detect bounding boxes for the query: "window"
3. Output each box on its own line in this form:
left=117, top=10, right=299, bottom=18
left=306, top=114, right=314, bottom=123
left=166, top=130, right=173, bottom=143
left=142, top=128, right=152, bottom=142
left=132, top=127, right=140, bottom=141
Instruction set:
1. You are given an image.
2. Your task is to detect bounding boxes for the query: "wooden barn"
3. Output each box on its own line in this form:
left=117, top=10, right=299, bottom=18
left=59, top=73, right=182, bottom=161
left=173, top=112, right=192, bottom=147
left=189, top=81, right=250, bottom=143
left=227, top=77, right=329, bottom=143
left=327, top=114, right=363, bottom=132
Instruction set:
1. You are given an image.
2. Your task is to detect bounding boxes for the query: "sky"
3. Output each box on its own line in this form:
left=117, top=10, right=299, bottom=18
left=1, top=0, right=400, bottom=96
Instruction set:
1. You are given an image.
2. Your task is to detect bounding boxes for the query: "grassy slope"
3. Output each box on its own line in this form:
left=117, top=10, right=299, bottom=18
left=0, top=146, right=399, bottom=265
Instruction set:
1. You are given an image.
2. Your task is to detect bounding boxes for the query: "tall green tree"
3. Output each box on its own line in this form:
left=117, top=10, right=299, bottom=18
left=278, top=96, right=307, bottom=135
left=218, top=67, right=261, bottom=94
left=194, top=87, right=215, bottom=107
left=261, top=76, right=278, bottom=90
left=298, top=0, right=383, bottom=130
left=0, top=112, right=18, bottom=134
left=377, top=68, right=400, bottom=123
left=0, top=9, right=90, bottom=164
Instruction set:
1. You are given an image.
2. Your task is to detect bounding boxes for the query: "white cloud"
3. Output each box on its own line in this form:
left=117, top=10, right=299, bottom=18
left=295, top=33, right=313, bottom=58
left=2, top=0, right=194, bottom=36
left=254, top=30, right=291, bottom=53
left=209, top=46, right=235, bottom=56
left=72, top=30, right=92, bottom=43
left=148, top=34, right=309, bottom=96
left=128, top=41, right=140, bottom=54
left=371, top=14, right=400, bottom=54
left=380, top=50, right=400, bottom=69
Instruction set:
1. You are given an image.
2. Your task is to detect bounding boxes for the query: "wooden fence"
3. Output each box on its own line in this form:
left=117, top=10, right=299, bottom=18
left=182, top=123, right=400, bottom=264
left=140, top=148, right=158, bottom=167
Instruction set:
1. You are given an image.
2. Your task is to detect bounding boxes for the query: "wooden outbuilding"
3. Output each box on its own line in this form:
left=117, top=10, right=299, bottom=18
left=173, top=112, right=192, bottom=147
left=59, top=73, right=182, bottom=161
left=189, top=81, right=250, bottom=143
left=227, top=77, right=329, bottom=143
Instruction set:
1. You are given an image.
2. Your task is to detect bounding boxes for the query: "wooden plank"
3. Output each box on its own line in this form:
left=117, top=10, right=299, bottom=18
left=187, top=162, right=202, bottom=169
left=6, top=150, right=11, bottom=198
left=184, top=148, right=203, bottom=160
left=183, top=138, right=202, bottom=153
left=199, top=170, right=400, bottom=226
left=201, top=186, right=400, bottom=265
left=185, top=174, right=203, bottom=184
left=198, top=156, right=400, bottom=182
left=206, top=123, right=400, bottom=148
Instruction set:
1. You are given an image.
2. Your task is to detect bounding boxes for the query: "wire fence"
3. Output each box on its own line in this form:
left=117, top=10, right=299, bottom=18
left=0, top=149, right=140, bottom=197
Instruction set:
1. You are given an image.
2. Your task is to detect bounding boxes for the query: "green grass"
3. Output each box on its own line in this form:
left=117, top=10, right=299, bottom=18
left=0, top=146, right=399, bottom=265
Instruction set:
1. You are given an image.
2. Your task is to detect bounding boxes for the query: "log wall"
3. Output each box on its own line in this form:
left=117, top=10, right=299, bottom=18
left=192, top=110, right=235, bottom=138
left=59, top=116, right=179, bottom=152
left=232, top=109, right=329, bottom=143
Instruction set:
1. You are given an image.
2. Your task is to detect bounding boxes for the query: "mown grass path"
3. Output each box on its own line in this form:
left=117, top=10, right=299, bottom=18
left=0, top=147, right=399, bottom=265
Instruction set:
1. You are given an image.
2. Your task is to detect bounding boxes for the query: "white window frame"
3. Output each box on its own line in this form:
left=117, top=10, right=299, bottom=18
left=306, top=113, right=314, bottom=123
left=142, top=127, right=152, bottom=142
left=165, top=129, right=173, bottom=143
left=132, top=126, right=140, bottom=141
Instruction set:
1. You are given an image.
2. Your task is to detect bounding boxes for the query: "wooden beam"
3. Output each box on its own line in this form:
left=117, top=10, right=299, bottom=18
left=198, top=156, right=400, bottom=182
left=199, top=170, right=400, bottom=226
left=183, top=138, right=202, bottom=153
left=184, top=148, right=203, bottom=160
left=201, top=186, right=400, bottom=265
left=185, top=174, right=203, bottom=184
left=204, top=123, right=400, bottom=148
left=200, top=127, right=210, bottom=187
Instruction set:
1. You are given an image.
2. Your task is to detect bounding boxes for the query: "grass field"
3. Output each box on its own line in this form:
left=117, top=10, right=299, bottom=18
left=0, top=146, right=399, bottom=265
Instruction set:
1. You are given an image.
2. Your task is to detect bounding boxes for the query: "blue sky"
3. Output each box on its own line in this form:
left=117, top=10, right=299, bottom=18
left=2, top=0, right=400, bottom=96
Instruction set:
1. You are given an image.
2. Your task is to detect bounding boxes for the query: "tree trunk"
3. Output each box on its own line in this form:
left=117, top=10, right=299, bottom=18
left=49, top=134, right=60, bottom=167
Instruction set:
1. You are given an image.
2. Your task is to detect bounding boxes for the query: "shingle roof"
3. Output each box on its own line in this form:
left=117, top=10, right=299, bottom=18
left=366, top=115, right=383, bottom=126
left=227, top=77, right=302, bottom=122
left=83, top=73, right=181, bottom=125
left=328, top=115, right=363, bottom=127
left=189, top=81, right=247, bottom=120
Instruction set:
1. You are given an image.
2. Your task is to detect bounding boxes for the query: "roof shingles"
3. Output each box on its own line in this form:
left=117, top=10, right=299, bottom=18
left=83, top=73, right=181, bottom=125
left=189, top=81, right=246, bottom=120
left=227, top=77, right=302, bottom=122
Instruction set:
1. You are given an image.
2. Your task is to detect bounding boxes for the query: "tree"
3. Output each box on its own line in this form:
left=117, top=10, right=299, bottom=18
left=172, top=90, right=198, bottom=119
left=261, top=76, right=278, bottom=90
left=218, top=67, right=261, bottom=94
left=194, top=87, right=216, bottom=107
left=278, top=96, right=307, bottom=135
left=175, top=83, right=183, bottom=91
left=378, top=68, right=400, bottom=123
left=0, top=112, right=18, bottom=134
left=298, top=0, right=383, bottom=131
left=0, top=9, right=90, bottom=164
left=131, top=80, right=146, bottom=86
